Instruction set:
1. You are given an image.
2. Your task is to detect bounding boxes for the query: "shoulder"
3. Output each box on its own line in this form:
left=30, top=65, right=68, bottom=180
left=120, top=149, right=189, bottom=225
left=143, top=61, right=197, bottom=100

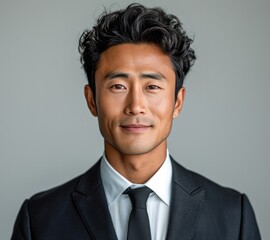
left=27, top=160, right=101, bottom=208
left=170, top=157, right=261, bottom=239
left=29, top=174, right=81, bottom=203
left=12, top=161, right=102, bottom=239
left=171, top=157, right=242, bottom=201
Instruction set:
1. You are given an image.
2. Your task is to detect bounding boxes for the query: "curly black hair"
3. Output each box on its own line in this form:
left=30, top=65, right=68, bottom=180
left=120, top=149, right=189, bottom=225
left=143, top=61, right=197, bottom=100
left=79, top=3, right=196, bottom=98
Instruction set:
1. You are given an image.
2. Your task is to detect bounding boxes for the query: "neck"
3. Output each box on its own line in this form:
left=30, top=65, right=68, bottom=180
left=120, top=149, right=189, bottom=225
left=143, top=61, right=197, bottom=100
left=104, top=141, right=167, bottom=184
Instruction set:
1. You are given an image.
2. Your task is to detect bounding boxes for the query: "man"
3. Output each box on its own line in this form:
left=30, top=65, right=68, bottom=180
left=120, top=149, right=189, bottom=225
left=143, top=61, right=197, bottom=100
left=11, top=3, right=261, bottom=240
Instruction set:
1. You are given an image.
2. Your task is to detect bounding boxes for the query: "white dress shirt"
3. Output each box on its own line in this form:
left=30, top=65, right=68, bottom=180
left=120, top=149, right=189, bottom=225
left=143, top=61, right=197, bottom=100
left=100, top=150, right=172, bottom=240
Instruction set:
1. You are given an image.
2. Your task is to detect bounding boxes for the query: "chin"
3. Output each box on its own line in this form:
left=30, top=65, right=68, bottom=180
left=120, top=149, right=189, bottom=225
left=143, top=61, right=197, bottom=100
left=117, top=144, right=160, bottom=156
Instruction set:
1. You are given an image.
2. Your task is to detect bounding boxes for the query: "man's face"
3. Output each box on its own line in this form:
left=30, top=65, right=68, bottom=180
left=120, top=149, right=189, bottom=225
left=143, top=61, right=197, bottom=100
left=85, top=43, right=185, bottom=156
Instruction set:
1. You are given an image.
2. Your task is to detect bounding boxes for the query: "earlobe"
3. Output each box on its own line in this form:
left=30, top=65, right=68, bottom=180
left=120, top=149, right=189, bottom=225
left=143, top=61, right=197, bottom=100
left=173, top=87, right=185, bottom=118
left=84, top=85, right=98, bottom=116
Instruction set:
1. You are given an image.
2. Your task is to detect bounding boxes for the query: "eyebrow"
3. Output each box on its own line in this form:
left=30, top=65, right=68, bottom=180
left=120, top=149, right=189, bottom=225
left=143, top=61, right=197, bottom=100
left=104, top=72, right=166, bottom=81
left=104, top=72, right=129, bottom=80
left=140, top=73, right=166, bottom=80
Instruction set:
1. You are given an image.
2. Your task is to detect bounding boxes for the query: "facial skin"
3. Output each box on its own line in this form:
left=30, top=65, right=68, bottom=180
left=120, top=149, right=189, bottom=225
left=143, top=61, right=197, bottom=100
left=85, top=43, right=185, bottom=183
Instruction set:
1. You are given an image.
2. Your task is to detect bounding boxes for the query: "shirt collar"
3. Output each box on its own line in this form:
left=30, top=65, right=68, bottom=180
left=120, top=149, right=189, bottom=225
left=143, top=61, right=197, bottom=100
left=144, top=150, right=172, bottom=205
left=100, top=150, right=172, bottom=207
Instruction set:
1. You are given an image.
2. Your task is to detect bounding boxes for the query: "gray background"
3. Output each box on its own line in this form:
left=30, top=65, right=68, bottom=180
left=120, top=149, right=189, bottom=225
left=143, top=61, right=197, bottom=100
left=1, top=0, right=269, bottom=239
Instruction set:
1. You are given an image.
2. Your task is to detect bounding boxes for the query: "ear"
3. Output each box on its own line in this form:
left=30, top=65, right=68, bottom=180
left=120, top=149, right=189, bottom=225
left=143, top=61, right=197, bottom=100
left=173, top=87, right=185, bottom=118
left=84, top=85, right=98, bottom=116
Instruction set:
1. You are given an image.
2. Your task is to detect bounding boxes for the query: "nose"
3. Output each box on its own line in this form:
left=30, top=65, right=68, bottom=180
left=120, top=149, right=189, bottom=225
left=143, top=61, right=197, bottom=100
left=124, top=86, right=146, bottom=115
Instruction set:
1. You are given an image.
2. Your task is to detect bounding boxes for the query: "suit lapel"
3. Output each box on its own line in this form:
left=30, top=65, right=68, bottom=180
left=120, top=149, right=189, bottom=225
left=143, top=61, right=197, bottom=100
left=166, top=158, right=205, bottom=240
left=72, top=160, right=118, bottom=240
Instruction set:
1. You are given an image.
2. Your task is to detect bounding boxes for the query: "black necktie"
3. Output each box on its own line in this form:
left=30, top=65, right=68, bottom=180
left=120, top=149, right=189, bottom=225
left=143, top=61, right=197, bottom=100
left=125, top=186, right=153, bottom=240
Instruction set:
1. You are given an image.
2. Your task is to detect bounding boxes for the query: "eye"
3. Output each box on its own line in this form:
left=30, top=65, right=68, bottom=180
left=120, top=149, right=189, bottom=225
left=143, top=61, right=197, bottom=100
left=146, top=85, right=161, bottom=90
left=110, top=84, right=126, bottom=91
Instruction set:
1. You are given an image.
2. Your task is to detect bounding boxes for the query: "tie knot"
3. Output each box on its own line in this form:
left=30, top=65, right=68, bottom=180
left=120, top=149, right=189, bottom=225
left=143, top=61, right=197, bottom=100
left=125, top=186, right=152, bottom=209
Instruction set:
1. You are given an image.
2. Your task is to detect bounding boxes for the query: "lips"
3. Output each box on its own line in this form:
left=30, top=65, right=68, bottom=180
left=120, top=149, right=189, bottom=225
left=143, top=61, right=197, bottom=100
left=120, top=124, right=152, bottom=132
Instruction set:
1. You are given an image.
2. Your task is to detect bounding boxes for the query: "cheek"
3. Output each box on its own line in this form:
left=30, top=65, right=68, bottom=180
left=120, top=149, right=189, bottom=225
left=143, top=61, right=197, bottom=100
left=149, top=95, right=175, bottom=118
left=96, top=95, right=123, bottom=129
left=97, top=91, right=118, bottom=116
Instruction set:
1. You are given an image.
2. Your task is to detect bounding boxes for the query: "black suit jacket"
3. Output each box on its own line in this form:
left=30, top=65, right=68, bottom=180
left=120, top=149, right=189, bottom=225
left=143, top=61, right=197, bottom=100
left=11, top=158, right=261, bottom=240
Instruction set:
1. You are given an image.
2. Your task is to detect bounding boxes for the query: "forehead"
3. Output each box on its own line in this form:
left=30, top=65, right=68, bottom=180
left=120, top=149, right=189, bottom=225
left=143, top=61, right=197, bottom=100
left=96, top=43, right=174, bottom=75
